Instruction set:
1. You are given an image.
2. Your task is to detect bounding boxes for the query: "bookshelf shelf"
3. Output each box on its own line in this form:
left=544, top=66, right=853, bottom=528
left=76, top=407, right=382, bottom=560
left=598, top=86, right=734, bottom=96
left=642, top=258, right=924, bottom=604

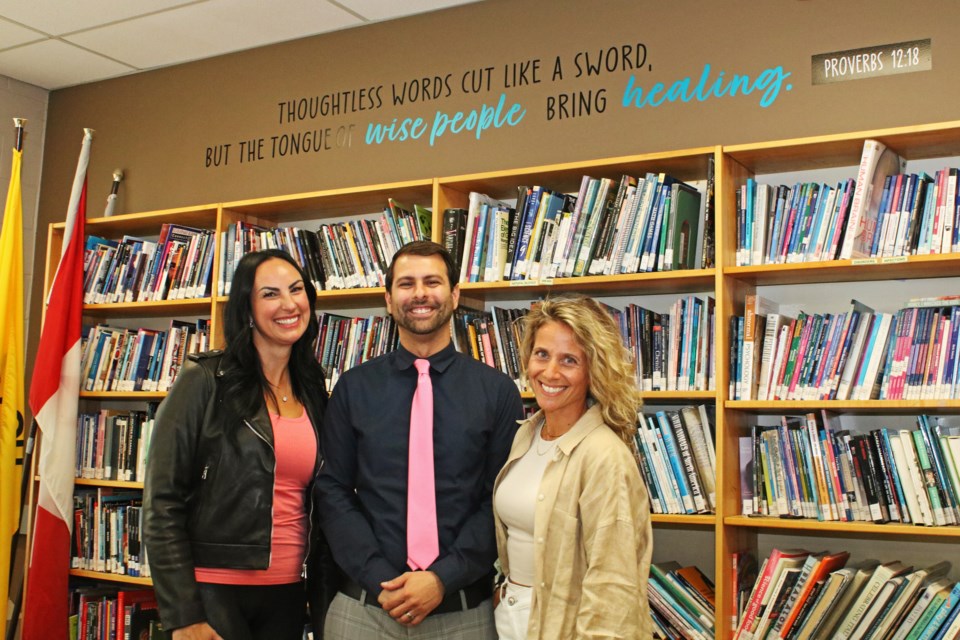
left=455, top=269, right=716, bottom=302
left=724, top=515, right=960, bottom=538
left=74, top=478, right=144, bottom=490
left=79, top=391, right=166, bottom=400
left=723, top=253, right=960, bottom=286
left=652, top=514, right=716, bottom=526
left=726, top=399, right=960, bottom=414
left=82, top=298, right=213, bottom=318
left=69, top=569, right=152, bottom=586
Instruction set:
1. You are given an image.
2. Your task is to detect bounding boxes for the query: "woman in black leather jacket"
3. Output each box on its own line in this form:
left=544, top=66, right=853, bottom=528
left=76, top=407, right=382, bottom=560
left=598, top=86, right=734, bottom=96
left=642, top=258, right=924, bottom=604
left=144, top=249, right=336, bottom=640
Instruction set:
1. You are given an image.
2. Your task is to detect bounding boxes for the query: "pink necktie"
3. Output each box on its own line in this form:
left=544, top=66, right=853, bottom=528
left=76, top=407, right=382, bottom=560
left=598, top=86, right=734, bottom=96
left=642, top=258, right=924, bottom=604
left=407, top=358, right=439, bottom=570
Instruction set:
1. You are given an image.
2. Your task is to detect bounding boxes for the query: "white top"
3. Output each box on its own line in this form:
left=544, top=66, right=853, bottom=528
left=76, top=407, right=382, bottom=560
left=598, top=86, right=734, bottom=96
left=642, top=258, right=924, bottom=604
left=493, top=422, right=568, bottom=586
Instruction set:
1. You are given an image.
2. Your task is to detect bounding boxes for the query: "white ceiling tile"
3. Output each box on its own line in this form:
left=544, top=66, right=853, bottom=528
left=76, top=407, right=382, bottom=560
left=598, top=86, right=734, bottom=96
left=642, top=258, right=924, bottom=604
left=65, top=0, right=362, bottom=70
left=338, top=0, right=481, bottom=21
left=0, top=40, right=135, bottom=90
left=0, top=17, right=45, bottom=49
left=0, top=1, right=197, bottom=36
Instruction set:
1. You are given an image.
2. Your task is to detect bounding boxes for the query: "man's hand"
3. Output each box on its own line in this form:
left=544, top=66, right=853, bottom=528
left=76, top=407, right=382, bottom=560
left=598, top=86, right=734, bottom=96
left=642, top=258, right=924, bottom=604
left=172, top=622, right=224, bottom=640
left=378, top=571, right=445, bottom=626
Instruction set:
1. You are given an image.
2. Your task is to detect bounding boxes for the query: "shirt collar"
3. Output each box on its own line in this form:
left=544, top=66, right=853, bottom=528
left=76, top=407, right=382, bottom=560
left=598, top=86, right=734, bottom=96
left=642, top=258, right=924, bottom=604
left=394, top=341, right=457, bottom=374
left=525, top=404, right=606, bottom=457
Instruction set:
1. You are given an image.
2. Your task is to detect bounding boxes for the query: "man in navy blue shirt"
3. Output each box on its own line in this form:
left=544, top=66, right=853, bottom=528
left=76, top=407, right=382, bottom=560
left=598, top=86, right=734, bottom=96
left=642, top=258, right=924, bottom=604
left=317, top=241, right=523, bottom=639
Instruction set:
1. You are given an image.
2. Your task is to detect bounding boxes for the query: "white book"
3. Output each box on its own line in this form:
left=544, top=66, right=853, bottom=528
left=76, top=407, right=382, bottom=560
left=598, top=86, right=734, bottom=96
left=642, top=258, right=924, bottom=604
left=741, top=294, right=779, bottom=401
left=854, top=312, right=893, bottom=400
left=888, top=431, right=928, bottom=526
left=841, top=139, right=905, bottom=259
left=751, top=183, right=770, bottom=266
left=835, top=561, right=911, bottom=640
left=767, top=322, right=793, bottom=401
left=836, top=311, right=874, bottom=400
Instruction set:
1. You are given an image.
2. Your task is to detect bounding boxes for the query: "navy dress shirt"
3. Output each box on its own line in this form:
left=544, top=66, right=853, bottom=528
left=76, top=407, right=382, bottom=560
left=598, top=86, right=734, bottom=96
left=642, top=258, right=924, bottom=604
left=316, top=341, right=523, bottom=596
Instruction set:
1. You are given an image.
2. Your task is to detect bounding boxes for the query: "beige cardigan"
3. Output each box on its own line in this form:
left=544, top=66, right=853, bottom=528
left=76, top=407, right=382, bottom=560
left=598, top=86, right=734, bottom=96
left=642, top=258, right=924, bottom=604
left=494, top=405, right=654, bottom=639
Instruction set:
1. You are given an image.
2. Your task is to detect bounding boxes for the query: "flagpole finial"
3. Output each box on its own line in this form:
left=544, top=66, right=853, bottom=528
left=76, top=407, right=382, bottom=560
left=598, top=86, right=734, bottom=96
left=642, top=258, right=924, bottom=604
left=13, top=117, right=26, bottom=151
left=113, top=169, right=124, bottom=183
left=83, top=128, right=94, bottom=139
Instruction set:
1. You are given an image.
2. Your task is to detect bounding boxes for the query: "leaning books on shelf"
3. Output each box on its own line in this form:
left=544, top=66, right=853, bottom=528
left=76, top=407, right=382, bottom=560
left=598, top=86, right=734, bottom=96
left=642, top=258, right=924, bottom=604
left=72, top=489, right=149, bottom=579
left=740, top=412, right=960, bottom=526
left=449, top=172, right=705, bottom=285
left=635, top=405, right=716, bottom=515
left=75, top=406, right=157, bottom=482
left=736, top=550, right=960, bottom=640
left=315, top=312, right=399, bottom=392
left=219, top=199, right=430, bottom=295
left=451, top=305, right=528, bottom=390
left=79, top=320, right=209, bottom=394
left=84, top=225, right=216, bottom=305
left=649, top=561, right=716, bottom=639
left=732, top=296, right=960, bottom=401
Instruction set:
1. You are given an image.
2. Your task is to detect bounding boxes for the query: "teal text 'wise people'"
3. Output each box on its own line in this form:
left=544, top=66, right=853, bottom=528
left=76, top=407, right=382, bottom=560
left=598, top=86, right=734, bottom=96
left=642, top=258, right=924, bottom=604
left=365, top=93, right=526, bottom=147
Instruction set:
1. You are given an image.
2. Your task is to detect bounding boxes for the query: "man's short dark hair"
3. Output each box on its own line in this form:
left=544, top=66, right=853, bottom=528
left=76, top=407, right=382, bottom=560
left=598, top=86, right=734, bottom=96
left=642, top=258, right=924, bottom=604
left=385, top=240, right=458, bottom=290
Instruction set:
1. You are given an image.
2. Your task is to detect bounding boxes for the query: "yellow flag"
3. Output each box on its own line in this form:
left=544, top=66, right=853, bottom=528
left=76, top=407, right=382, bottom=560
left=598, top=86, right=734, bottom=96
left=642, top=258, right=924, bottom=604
left=0, top=145, right=25, bottom=640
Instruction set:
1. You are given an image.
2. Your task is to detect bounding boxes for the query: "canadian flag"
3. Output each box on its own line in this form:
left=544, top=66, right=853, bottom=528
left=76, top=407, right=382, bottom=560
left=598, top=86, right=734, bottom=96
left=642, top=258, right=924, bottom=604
left=22, top=129, right=91, bottom=640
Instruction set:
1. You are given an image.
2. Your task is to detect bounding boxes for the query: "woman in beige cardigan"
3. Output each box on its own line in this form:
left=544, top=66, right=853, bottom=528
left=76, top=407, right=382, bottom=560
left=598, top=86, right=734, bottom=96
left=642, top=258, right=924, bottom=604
left=493, top=295, right=653, bottom=639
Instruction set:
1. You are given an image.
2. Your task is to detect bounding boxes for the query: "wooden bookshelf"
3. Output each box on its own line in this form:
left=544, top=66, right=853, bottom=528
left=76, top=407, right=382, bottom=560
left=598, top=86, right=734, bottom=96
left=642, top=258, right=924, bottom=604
left=30, top=120, right=960, bottom=639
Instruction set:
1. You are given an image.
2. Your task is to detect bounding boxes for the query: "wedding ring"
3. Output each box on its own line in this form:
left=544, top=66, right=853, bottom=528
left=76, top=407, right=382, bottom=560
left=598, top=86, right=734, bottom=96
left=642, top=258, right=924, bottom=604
left=405, top=611, right=415, bottom=621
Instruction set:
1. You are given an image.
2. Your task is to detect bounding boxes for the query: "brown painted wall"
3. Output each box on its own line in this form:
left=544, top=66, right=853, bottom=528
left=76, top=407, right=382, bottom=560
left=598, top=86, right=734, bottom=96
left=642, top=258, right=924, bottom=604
left=31, top=0, right=960, bottom=349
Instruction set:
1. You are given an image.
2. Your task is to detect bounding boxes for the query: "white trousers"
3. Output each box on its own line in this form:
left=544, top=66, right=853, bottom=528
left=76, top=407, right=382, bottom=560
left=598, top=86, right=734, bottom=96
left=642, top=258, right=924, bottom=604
left=493, top=581, right=532, bottom=640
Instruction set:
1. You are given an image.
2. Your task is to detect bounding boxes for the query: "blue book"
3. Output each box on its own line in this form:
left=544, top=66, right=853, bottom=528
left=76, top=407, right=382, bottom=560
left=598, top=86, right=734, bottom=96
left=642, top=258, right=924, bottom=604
left=869, top=175, right=896, bottom=256
left=655, top=411, right=694, bottom=513
left=917, top=415, right=960, bottom=520
left=920, top=581, right=960, bottom=640
left=511, top=186, right=543, bottom=279
left=469, top=203, right=490, bottom=283
left=931, top=586, right=960, bottom=640
left=744, top=177, right=756, bottom=261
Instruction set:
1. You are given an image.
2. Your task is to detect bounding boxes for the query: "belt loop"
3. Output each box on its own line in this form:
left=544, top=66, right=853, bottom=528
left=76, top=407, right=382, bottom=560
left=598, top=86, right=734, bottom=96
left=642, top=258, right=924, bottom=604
left=459, top=589, right=468, bottom=611
left=359, top=588, right=368, bottom=606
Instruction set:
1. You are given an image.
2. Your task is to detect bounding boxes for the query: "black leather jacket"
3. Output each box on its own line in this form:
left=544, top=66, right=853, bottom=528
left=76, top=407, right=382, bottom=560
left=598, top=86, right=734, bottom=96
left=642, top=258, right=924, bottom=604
left=143, top=350, right=336, bottom=634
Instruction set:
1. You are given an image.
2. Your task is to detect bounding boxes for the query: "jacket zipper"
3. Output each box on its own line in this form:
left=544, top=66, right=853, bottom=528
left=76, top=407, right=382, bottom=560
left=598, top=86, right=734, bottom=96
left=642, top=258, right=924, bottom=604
left=244, top=418, right=276, bottom=568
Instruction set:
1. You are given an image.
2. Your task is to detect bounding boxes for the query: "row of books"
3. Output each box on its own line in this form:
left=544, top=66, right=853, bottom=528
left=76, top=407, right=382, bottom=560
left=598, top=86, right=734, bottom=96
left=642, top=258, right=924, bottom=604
left=635, top=406, right=717, bottom=515
left=446, top=169, right=707, bottom=285
left=217, top=199, right=431, bottom=295
left=739, top=412, right=960, bottom=526
left=865, top=167, right=960, bottom=259
left=649, top=561, right=716, bottom=639
left=734, top=548, right=959, bottom=640
left=72, top=489, right=149, bottom=578
left=612, top=296, right=715, bottom=393
left=315, top=312, right=399, bottom=392
left=84, top=224, right=215, bottom=304
left=71, top=586, right=165, bottom=640
left=75, top=408, right=157, bottom=483
left=735, top=178, right=857, bottom=266
left=734, top=295, right=960, bottom=402
left=736, top=163, right=960, bottom=266
left=450, top=297, right=715, bottom=393
left=80, top=319, right=209, bottom=394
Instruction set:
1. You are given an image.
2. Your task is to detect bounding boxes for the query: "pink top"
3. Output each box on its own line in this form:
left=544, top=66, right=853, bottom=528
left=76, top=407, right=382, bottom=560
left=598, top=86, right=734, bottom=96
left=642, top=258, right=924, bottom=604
left=195, top=409, right=316, bottom=585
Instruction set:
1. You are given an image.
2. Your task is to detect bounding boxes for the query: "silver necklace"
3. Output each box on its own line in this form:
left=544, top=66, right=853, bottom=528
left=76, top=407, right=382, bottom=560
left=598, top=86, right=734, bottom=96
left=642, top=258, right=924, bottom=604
left=535, top=426, right=555, bottom=456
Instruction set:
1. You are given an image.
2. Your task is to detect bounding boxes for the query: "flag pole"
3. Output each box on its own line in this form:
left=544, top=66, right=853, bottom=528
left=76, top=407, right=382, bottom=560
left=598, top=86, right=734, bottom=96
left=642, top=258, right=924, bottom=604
left=3, top=117, right=26, bottom=640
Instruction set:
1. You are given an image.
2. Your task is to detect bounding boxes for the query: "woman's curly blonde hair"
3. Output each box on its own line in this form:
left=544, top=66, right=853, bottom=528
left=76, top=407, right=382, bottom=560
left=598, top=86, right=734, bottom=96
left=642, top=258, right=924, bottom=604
left=519, top=295, right=642, bottom=444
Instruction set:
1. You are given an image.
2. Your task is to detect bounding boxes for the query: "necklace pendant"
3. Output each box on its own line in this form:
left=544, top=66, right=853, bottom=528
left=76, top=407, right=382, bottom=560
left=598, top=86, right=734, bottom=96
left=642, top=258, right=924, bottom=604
left=282, top=395, right=288, bottom=403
